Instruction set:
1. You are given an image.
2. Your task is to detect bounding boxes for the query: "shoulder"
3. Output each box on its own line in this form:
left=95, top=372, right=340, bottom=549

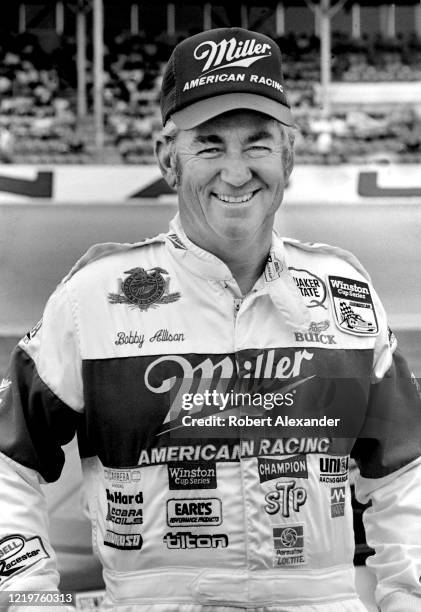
left=282, top=237, right=372, bottom=283
left=281, top=237, right=385, bottom=341
left=61, top=234, right=168, bottom=287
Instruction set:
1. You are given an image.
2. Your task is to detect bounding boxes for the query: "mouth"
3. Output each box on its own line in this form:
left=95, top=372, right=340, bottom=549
left=212, top=189, right=260, bottom=204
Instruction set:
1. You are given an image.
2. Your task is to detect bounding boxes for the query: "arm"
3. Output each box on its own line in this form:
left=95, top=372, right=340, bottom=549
left=352, top=301, right=421, bottom=611
left=0, top=283, right=83, bottom=600
left=356, top=455, right=421, bottom=612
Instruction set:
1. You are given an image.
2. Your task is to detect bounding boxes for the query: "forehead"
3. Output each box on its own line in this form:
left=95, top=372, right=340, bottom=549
left=182, top=110, right=280, bottom=143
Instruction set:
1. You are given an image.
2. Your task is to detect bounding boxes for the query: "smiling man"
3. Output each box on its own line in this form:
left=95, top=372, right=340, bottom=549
left=157, top=111, right=291, bottom=293
left=0, top=27, right=421, bottom=612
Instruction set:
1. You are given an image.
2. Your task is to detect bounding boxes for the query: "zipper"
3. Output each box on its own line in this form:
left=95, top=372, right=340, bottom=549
left=233, top=297, right=242, bottom=318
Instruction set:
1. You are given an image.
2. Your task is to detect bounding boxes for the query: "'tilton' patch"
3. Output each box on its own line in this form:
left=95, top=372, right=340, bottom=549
left=328, top=276, right=378, bottom=336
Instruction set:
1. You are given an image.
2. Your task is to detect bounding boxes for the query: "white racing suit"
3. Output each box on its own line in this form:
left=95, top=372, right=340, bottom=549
left=0, top=215, right=420, bottom=612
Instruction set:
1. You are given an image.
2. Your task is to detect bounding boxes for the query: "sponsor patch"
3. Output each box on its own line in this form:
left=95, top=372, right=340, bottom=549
left=273, top=525, right=306, bottom=566
left=22, top=319, right=43, bottom=344
left=104, top=531, right=143, bottom=550
left=258, top=455, right=308, bottom=483
left=0, top=535, right=49, bottom=586
left=193, top=36, right=272, bottom=75
left=74, top=590, right=105, bottom=611
left=319, top=456, right=349, bottom=483
left=330, top=486, right=346, bottom=518
left=105, top=488, right=143, bottom=526
left=289, top=268, right=327, bottom=309
left=163, top=532, right=228, bottom=549
left=264, top=480, right=307, bottom=517
left=294, top=320, right=336, bottom=345
left=104, top=468, right=141, bottom=484
left=108, top=267, right=181, bottom=311
left=167, top=233, right=187, bottom=250
left=264, top=252, right=283, bottom=282
left=138, top=439, right=330, bottom=467
left=167, top=461, right=217, bottom=489
left=145, top=349, right=315, bottom=425
left=166, top=498, right=222, bottom=527
left=328, top=276, right=378, bottom=336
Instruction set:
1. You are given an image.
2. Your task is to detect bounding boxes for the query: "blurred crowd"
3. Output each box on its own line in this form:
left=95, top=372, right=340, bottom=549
left=1, top=30, right=421, bottom=164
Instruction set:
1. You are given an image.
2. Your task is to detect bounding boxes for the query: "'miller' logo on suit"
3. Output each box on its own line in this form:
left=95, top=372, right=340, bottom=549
left=194, top=37, right=272, bottom=74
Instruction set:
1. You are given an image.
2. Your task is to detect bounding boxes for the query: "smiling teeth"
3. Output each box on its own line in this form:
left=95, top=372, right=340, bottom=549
left=216, top=193, right=254, bottom=203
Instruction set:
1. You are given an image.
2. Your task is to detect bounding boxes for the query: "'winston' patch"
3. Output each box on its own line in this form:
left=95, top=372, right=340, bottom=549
left=327, top=276, right=378, bottom=336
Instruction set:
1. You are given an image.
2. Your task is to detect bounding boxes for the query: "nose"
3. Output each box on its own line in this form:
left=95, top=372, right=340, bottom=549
left=220, top=155, right=252, bottom=187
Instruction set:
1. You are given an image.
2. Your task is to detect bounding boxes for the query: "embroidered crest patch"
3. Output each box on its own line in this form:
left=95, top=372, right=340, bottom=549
left=108, top=267, right=181, bottom=311
left=328, top=276, right=378, bottom=336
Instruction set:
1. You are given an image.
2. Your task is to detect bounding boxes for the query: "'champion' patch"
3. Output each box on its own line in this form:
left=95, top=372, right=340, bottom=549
left=327, top=276, right=378, bottom=336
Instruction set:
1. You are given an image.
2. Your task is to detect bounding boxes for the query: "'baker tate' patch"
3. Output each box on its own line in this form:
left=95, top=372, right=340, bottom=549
left=327, top=276, right=378, bottom=336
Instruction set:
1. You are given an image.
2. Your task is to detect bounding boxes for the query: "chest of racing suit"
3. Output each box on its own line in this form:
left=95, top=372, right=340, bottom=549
left=0, top=216, right=420, bottom=612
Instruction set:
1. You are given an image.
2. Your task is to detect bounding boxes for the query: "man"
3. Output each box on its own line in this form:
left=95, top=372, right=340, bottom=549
left=0, top=27, right=420, bottom=612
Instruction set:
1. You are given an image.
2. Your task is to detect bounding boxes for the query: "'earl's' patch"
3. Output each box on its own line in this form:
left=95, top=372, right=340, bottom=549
left=327, top=276, right=378, bottom=336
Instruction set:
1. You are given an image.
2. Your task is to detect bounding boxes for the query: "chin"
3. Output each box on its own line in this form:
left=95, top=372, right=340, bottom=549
left=216, top=225, right=254, bottom=241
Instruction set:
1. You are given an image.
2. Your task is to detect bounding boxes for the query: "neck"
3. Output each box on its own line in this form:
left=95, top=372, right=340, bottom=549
left=180, top=220, right=272, bottom=295
left=224, top=248, right=268, bottom=295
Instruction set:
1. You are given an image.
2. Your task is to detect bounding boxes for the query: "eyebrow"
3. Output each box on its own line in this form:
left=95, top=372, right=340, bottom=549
left=192, top=130, right=274, bottom=146
left=192, top=134, right=223, bottom=145
left=247, top=130, right=274, bottom=143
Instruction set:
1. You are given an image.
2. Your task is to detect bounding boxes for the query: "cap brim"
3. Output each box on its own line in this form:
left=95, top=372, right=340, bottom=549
left=171, top=93, right=294, bottom=129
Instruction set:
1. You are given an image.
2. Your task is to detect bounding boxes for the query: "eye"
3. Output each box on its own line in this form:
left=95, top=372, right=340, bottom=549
left=197, top=147, right=222, bottom=158
left=247, top=145, right=272, bottom=157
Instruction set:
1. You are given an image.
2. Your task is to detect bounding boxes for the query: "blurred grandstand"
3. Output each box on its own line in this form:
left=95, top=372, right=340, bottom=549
left=0, top=0, right=420, bottom=165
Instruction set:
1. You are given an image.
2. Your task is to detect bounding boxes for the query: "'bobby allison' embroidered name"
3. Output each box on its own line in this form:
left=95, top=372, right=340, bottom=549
left=194, top=37, right=272, bottom=74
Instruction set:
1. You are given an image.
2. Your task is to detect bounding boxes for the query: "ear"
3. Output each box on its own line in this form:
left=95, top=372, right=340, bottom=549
left=283, top=148, right=294, bottom=183
left=155, top=137, right=177, bottom=190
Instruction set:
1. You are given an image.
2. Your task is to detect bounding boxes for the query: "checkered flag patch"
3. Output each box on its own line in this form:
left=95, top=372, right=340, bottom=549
left=339, top=301, right=354, bottom=323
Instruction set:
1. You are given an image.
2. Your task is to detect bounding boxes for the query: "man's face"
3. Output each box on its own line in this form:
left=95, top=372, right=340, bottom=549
left=171, top=111, right=289, bottom=248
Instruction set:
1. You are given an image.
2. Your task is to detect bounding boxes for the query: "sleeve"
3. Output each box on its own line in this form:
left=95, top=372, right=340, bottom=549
left=0, top=282, right=83, bottom=602
left=351, top=291, right=421, bottom=612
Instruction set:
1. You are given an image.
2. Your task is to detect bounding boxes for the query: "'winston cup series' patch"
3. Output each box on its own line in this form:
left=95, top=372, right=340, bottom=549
left=327, top=276, right=378, bottom=336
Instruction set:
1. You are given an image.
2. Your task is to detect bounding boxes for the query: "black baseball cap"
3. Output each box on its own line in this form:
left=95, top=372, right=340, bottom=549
left=161, top=27, right=293, bottom=129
